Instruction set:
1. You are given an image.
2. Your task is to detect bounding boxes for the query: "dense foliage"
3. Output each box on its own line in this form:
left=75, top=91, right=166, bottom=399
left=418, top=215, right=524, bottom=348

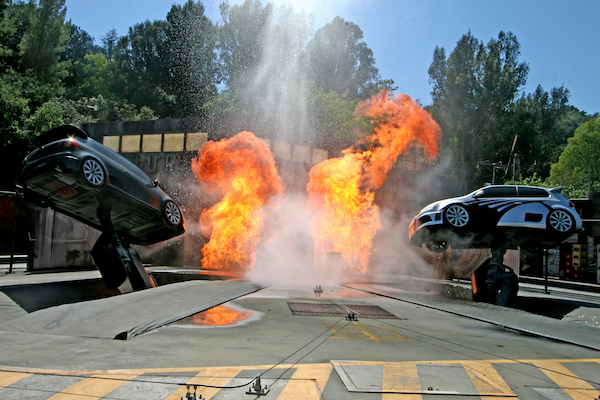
left=0, top=0, right=596, bottom=194
left=548, top=117, right=600, bottom=197
left=427, top=30, right=596, bottom=193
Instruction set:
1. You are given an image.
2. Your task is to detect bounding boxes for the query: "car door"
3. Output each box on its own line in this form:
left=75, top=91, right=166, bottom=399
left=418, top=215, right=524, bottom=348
left=473, top=186, right=521, bottom=228
left=518, top=187, right=551, bottom=229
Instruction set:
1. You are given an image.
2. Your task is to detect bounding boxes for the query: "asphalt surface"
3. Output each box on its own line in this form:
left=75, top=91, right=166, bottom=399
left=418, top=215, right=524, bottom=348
left=0, top=268, right=599, bottom=399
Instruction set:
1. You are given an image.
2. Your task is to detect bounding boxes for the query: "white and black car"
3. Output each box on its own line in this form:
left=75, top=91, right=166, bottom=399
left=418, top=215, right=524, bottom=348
left=409, top=185, right=583, bottom=253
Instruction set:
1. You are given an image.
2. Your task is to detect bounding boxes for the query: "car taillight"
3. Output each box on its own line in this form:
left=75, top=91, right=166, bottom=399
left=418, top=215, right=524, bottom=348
left=65, top=138, right=79, bottom=148
left=569, top=201, right=575, bottom=208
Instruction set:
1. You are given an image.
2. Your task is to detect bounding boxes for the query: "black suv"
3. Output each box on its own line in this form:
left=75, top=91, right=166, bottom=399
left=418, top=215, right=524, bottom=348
left=18, top=125, right=185, bottom=245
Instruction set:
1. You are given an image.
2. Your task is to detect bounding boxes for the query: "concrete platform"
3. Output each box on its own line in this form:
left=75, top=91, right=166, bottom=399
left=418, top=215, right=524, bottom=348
left=0, top=279, right=262, bottom=339
left=1, top=269, right=599, bottom=399
left=346, top=281, right=600, bottom=352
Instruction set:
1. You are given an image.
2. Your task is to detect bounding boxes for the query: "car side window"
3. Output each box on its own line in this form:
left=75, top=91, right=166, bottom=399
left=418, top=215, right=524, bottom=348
left=479, top=187, right=517, bottom=198
left=517, top=187, right=549, bottom=197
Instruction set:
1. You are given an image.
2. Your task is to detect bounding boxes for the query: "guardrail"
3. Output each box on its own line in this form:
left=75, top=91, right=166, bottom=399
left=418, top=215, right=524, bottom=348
left=0, top=254, right=28, bottom=273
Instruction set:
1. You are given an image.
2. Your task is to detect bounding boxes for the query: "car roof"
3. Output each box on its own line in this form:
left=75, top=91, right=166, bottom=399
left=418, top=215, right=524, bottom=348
left=476, top=185, right=563, bottom=193
left=34, top=125, right=88, bottom=147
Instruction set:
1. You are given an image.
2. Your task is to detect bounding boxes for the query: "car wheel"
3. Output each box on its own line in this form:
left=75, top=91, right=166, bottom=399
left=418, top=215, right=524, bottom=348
left=444, top=204, right=470, bottom=229
left=547, top=209, right=574, bottom=233
left=163, top=200, right=182, bottom=226
left=426, top=240, right=449, bottom=253
left=81, top=157, right=105, bottom=187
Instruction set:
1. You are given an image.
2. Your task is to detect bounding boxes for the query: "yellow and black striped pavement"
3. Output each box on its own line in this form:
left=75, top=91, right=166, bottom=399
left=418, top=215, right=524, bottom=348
left=1, top=358, right=599, bottom=399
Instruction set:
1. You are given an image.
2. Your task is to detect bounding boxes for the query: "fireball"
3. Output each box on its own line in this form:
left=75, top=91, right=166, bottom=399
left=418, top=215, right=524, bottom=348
left=191, top=131, right=283, bottom=271
left=308, top=90, right=440, bottom=274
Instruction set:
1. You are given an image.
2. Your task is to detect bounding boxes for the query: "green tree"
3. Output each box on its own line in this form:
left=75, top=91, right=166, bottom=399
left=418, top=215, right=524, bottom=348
left=25, top=97, right=63, bottom=133
left=63, top=22, right=102, bottom=99
left=111, top=19, right=173, bottom=116
left=549, top=117, right=600, bottom=196
left=2, top=0, right=34, bottom=70
left=302, top=16, right=380, bottom=100
left=59, top=95, right=156, bottom=125
left=0, top=77, right=29, bottom=148
left=497, top=85, right=571, bottom=180
left=0, top=1, right=70, bottom=188
left=428, top=31, right=529, bottom=189
left=216, top=0, right=313, bottom=137
left=163, top=0, right=217, bottom=117
left=18, top=0, right=68, bottom=86
left=0, top=78, right=30, bottom=189
left=74, top=53, right=112, bottom=98
left=0, top=73, right=67, bottom=189
left=307, top=85, right=359, bottom=141
left=100, top=27, right=118, bottom=61
left=0, top=0, right=15, bottom=67
left=63, top=22, right=97, bottom=63
left=217, top=0, right=274, bottom=91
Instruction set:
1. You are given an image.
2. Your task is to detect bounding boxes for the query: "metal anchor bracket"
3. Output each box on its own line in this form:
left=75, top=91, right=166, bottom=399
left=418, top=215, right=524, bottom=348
left=181, top=385, right=204, bottom=400
left=246, top=376, right=270, bottom=396
left=314, top=285, right=323, bottom=297
left=345, top=312, right=358, bottom=321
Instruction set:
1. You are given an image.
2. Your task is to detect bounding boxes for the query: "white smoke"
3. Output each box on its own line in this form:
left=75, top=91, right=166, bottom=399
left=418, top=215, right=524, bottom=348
left=247, top=193, right=347, bottom=286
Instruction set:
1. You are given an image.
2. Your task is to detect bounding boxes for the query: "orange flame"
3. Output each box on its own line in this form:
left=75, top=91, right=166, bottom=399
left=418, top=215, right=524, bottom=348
left=355, top=91, right=440, bottom=189
left=192, top=305, right=252, bottom=326
left=191, top=131, right=283, bottom=271
left=308, top=90, right=440, bottom=274
left=307, top=153, right=382, bottom=273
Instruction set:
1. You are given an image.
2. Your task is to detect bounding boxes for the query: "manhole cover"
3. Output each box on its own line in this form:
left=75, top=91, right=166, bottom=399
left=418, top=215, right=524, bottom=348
left=287, top=302, right=399, bottom=319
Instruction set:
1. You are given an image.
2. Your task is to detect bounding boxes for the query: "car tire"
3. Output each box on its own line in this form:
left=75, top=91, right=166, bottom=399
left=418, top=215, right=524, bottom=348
left=444, top=204, right=470, bottom=229
left=547, top=209, right=574, bottom=234
left=81, top=157, right=106, bottom=187
left=163, top=200, right=182, bottom=226
left=426, top=240, right=449, bottom=253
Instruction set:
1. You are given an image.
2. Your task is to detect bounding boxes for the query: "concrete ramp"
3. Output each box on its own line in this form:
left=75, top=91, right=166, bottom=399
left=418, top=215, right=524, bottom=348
left=0, top=291, right=28, bottom=323
left=0, top=280, right=261, bottom=339
left=346, top=282, right=600, bottom=352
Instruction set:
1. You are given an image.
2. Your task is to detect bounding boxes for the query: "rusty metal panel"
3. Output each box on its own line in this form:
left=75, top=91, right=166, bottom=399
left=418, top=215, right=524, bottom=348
left=33, top=209, right=99, bottom=270
left=504, top=248, right=520, bottom=273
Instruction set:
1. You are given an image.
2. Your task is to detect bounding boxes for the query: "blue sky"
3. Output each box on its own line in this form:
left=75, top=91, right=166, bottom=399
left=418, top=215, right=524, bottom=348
left=65, top=0, right=599, bottom=114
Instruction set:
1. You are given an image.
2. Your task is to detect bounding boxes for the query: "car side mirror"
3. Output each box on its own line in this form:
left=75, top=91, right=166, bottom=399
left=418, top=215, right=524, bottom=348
left=153, top=178, right=159, bottom=187
left=474, top=190, right=484, bottom=198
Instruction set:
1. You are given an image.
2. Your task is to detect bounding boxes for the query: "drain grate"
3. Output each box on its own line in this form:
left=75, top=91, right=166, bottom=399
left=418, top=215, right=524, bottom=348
left=287, top=302, right=399, bottom=319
